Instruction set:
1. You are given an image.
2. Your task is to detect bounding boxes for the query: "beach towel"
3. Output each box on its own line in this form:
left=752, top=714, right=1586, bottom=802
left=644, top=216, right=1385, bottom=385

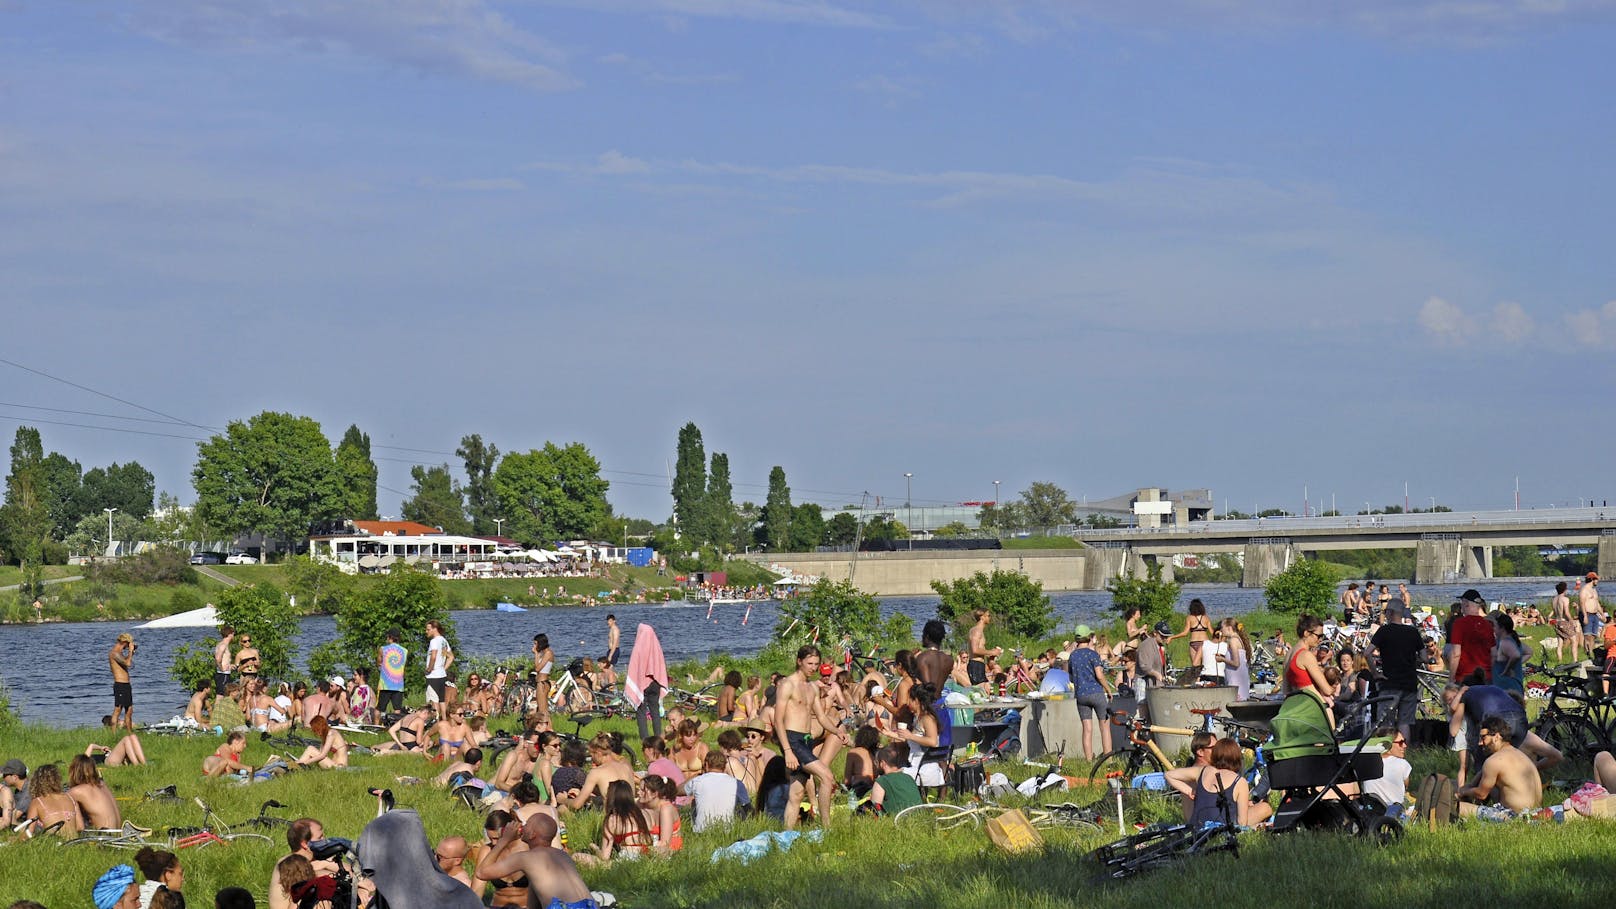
left=624, top=623, right=669, bottom=710
left=356, top=809, right=483, bottom=909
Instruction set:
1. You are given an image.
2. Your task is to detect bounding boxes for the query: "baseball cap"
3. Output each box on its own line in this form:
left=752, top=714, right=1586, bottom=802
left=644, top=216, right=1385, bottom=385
left=1457, top=589, right=1485, bottom=605
left=1073, top=624, right=1093, bottom=639
left=819, top=664, right=836, bottom=677
left=1153, top=621, right=1172, bottom=636
left=1588, top=572, right=1599, bottom=582
left=328, top=676, right=346, bottom=687
left=1, top=758, right=26, bottom=778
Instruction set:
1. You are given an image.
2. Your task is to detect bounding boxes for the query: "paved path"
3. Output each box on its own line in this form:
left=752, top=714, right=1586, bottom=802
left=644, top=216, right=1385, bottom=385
left=0, top=574, right=83, bottom=593
left=192, top=565, right=240, bottom=587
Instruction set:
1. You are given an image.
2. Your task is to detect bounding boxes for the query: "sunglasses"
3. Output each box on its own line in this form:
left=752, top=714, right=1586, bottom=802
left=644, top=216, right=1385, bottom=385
left=1392, top=739, right=1408, bottom=746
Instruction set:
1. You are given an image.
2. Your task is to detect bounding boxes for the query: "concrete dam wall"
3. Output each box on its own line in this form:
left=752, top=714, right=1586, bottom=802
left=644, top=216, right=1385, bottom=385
left=750, top=549, right=1089, bottom=596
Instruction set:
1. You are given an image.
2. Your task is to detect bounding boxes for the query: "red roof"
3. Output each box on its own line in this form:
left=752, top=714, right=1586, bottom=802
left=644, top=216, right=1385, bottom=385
left=353, top=520, right=444, bottom=536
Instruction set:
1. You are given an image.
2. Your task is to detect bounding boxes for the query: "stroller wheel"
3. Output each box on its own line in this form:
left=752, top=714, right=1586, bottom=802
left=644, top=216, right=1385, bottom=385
left=1366, top=815, right=1403, bottom=845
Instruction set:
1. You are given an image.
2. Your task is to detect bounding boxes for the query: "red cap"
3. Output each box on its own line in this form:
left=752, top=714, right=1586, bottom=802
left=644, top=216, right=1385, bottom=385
left=819, top=664, right=836, bottom=677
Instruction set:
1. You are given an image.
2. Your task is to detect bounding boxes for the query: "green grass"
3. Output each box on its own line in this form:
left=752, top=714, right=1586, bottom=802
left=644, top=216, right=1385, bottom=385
left=4, top=714, right=1611, bottom=908
left=0, top=564, right=80, bottom=588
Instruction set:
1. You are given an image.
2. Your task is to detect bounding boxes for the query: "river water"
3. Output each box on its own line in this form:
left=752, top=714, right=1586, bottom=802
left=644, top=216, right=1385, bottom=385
left=0, top=580, right=1564, bottom=728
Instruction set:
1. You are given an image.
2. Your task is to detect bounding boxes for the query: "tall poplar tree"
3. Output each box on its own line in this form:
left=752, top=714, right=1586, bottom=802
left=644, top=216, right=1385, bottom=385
left=457, top=434, right=500, bottom=535
left=335, top=425, right=379, bottom=520
left=671, top=423, right=705, bottom=535
left=762, top=466, right=792, bottom=551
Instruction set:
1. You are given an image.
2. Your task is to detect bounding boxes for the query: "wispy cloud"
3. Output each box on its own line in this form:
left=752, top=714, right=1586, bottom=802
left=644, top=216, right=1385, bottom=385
left=1418, top=296, right=1544, bottom=346
left=437, top=177, right=526, bottom=191
left=122, top=0, right=578, bottom=91
left=1566, top=300, right=1616, bottom=346
left=596, top=51, right=737, bottom=85
left=532, top=0, right=891, bottom=29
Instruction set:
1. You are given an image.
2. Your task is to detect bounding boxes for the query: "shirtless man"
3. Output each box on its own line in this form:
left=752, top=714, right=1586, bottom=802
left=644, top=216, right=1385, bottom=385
left=434, top=748, right=486, bottom=788
left=185, top=680, right=213, bottom=726
left=435, top=835, right=475, bottom=890
left=912, top=620, right=954, bottom=692
left=965, top=610, right=1003, bottom=687
left=601, top=614, right=621, bottom=687
left=1458, top=716, right=1543, bottom=819
left=491, top=732, right=540, bottom=793
left=1551, top=581, right=1582, bottom=663
left=66, top=755, right=121, bottom=829
left=213, top=623, right=236, bottom=695
left=475, top=814, right=597, bottom=909
left=775, top=645, right=841, bottom=829
left=1579, top=573, right=1606, bottom=642
left=109, top=633, right=136, bottom=730
left=1340, top=583, right=1361, bottom=619
left=302, top=681, right=333, bottom=727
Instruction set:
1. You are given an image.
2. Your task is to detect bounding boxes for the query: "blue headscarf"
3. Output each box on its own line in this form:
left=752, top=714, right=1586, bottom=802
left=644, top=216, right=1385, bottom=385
left=92, top=864, right=136, bottom=909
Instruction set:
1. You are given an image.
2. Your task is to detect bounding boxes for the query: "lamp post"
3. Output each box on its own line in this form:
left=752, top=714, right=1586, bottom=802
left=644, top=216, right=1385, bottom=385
left=993, top=480, right=1000, bottom=506
left=104, top=508, right=117, bottom=557
left=904, top=473, right=913, bottom=550
left=494, top=517, right=505, bottom=538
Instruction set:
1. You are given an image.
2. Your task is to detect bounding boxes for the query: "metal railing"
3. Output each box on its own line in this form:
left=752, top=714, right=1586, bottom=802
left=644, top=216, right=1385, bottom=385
left=1073, top=506, right=1616, bottom=538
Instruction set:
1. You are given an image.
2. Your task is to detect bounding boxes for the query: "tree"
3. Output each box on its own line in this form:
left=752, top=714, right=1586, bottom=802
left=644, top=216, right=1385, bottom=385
left=824, top=512, right=859, bottom=546
left=1107, top=561, right=1181, bottom=625
left=77, top=461, right=156, bottom=525
left=931, top=570, right=1056, bottom=643
left=1018, top=481, right=1079, bottom=527
left=1264, top=558, right=1338, bottom=615
left=307, top=565, right=456, bottom=691
left=335, top=425, right=379, bottom=520
left=1, top=428, right=51, bottom=595
left=401, top=465, right=470, bottom=534
left=671, top=423, right=706, bottom=534
left=788, top=503, right=824, bottom=552
left=285, top=554, right=354, bottom=615
left=771, top=579, right=912, bottom=658
left=493, top=442, right=610, bottom=544
left=762, top=466, right=792, bottom=550
left=932, top=521, right=972, bottom=538
left=456, top=434, right=500, bottom=535
left=699, top=452, right=735, bottom=549
left=63, top=510, right=144, bottom=557
left=192, top=412, right=345, bottom=545
left=170, top=582, right=299, bottom=690
left=40, top=452, right=82, bottom=539
left=861, top=515, right=908, bottom=542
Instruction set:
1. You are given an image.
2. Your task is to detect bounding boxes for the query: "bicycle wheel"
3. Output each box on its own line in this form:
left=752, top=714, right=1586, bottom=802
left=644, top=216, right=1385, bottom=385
left=1088, top=748, right=1167, bottom=787
left=893, top=803, right=982, bottom=831
left=1033, top=803, right=1102, bottom=833
left=222, top=833, right=274, bottom=846
left=1534, top=714, right=1606, bottom=762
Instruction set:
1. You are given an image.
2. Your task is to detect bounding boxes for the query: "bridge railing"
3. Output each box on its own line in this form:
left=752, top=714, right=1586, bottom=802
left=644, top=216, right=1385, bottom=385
left=1074, top=506, right=1616, bottom=538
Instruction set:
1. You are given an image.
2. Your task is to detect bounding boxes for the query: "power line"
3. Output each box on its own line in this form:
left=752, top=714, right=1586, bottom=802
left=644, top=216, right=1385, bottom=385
left=0, top=356, right=212, bottom=430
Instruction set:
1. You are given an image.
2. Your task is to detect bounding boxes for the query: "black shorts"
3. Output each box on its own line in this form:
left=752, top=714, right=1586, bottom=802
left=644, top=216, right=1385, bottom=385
left=112, top=681, right=133, bottom=708
left=967, top=660, right=987, bottom=685
left=214, top=671, right=231, bottom=694
left=378, top=689, right=404, bottom=713
left=786, top=730, right=821, bottom=770
left=426, top=678, right=447, bottom=703
left=603, top=647, right=620, bottom=668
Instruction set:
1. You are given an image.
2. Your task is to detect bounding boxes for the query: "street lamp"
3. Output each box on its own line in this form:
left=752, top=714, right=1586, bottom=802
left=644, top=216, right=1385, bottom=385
left=904, top=473, right=913, bottom=550
left=993, top=480, right=1000, bottom=505
left=104, top=508, right=117, bottom=557
left=494, top=517, right=505, bottom=538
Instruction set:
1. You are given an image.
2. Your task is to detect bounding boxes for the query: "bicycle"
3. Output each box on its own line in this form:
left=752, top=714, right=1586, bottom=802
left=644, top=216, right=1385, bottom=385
left=1090, top=820, right=1240, bottom=882
left=166, top=798, right=277, bottom=849
left=894, top=756, right=1101, bottom=833
left=1526, top=663, right=1611, bottom=761
left=1414, top=669, right=1452, bottom=720
left=1088, top=710, right=1271, bottom=802
left=59, top=821, right=159, bottom=850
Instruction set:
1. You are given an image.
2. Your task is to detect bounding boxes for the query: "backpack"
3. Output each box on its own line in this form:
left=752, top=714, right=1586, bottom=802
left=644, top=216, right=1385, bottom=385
left=1414, top=773, right=1458, bottom=828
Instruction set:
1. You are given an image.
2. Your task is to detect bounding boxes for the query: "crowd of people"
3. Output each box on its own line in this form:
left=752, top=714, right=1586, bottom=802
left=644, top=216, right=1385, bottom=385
left=7, top=576, right=1616, bottom=907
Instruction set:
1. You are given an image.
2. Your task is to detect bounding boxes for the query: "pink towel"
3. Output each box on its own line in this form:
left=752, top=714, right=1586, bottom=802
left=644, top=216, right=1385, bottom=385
left=624, top=622, right=668, bottom=709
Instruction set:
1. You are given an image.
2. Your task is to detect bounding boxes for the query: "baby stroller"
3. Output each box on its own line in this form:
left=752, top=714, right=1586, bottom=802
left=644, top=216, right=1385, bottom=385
left=1266, top=692, right=1403, bottom=843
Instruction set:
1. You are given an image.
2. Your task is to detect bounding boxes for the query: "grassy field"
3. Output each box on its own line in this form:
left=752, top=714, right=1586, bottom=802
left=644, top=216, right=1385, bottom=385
left=2, top=712, right=1611, bottom=909
left=0, top=564, right=81, bottom=588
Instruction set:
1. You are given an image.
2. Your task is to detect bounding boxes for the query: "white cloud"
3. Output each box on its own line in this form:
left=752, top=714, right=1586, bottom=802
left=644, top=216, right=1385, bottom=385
left=123, top=0, right=578, bottom=92
left=592, top=150, right=651, bottom=175
left=1489, top=301, right=1535, bottom=343
left=1418, top=296, right=1477, bottom=344
left=531, top=0, right=890, bottom=28
left=1565, top=300, right=1616, bottom=346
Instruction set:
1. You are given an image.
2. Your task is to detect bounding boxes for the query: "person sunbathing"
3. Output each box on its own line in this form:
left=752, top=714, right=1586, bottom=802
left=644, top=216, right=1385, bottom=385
left=293, top=716, right=350, bottom=769
left=85, top=734, right=147, bottom=766
left=1458, top=716, right=1544, bottom=820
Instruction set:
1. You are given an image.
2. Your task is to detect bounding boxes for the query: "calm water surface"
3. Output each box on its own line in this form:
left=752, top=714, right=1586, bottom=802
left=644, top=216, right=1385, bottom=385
left=0, top=580, right=1562, bottom=727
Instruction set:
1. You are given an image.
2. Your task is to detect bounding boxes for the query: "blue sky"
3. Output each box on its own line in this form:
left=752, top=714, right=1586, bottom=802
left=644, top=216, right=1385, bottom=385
left=2, top=1, right=1614, bottom=521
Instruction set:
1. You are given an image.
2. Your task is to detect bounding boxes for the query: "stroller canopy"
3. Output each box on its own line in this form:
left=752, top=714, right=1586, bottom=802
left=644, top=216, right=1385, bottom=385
left=1268, top=692, right=1336, bottom=761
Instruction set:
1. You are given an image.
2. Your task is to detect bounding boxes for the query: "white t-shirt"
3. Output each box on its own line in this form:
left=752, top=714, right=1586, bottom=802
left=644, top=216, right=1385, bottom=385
left=684, top=771, right=744, bottom=832
left=1364, top=753, right=1412, bottom=808
left=427, top=636, right=449, bottom=679
left=270, top=694, right=292, bottom=724
left=1200, top=640, right=1229, bottom=678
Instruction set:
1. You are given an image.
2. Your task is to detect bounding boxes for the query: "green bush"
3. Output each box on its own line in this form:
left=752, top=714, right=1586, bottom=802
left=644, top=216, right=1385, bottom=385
left=307, top=564, right=457, bottom=691
left=92, top=548, right=198, bottom=585
left=1107, top=561, right=1181, bottom=625
left=170, top=588, right=203, bottom=615
left=768, top=579, right=912, bottom=663
left=168, top=582, right=298, bottom=690
left=1264, top=558, right=1339, bottom=615
left=931, top=570, right=1056, bottom=644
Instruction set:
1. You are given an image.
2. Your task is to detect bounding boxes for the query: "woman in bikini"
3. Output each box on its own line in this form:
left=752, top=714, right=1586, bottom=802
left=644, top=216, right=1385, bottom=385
left=436, top=711, right=472, bottom=762
left=670, top=719, right=709, bottom=777
left=374, top=706, right=435, bottom=756
left=842, top=724, right=880, bottom=803
left=639, top=775, right=683, bottom=854
left=84, top=733, right=148, bottom=766
left=294, top=716, right=349, bottom=769
left=1163, top=737, right=1251, bottom=827
left=470, top=810, right=529, bottom=907
left=561, top=733, right=638, bottom=812
left=1171, top=599, right=1215, bottom=668
left=715, top=671, right=743, bottom=723
left=1283, top=615, right=1337, bottom=704
left=23, top=763, right=81, bottom=838
left=576, top=780, right=654, bottom=866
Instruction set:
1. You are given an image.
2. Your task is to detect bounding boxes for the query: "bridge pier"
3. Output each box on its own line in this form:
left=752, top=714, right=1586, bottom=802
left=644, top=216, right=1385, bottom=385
left=1241, top=540, right=1294, bottom=588
left=1415, top=537, right=1461, bottom=584
left=1462, top=543, right=1493, bottom=580
left=1083, top=546, right=1128, bottom=589
left=1600, top=535, right=1616, bottom=580
left=1127, top=551, right=1174, bottom=584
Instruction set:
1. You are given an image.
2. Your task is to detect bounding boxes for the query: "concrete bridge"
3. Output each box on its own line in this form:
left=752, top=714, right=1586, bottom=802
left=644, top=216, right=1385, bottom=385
left=1075, top=506, right=1616, bottom=586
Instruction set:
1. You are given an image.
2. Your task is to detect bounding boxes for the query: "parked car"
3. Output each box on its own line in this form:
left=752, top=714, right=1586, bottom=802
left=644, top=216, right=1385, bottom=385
left=190, top=552, right=225, bottom=565
left=225, top=552, right=258, bottom=565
